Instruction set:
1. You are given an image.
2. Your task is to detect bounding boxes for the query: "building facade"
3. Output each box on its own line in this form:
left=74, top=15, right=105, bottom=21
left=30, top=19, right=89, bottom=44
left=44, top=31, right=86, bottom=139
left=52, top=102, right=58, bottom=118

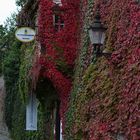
left=15, top=0, right=140, bottom=139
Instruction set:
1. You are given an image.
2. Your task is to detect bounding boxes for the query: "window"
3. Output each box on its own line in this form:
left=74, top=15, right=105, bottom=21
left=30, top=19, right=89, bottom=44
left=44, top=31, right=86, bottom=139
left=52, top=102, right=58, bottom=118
left=53, top=14, right=64, bottom=32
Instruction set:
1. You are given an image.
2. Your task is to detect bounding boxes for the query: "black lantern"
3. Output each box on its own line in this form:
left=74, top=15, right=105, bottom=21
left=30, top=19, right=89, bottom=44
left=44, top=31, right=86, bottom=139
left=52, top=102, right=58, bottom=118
left=88, top=7, right=107, bottom=54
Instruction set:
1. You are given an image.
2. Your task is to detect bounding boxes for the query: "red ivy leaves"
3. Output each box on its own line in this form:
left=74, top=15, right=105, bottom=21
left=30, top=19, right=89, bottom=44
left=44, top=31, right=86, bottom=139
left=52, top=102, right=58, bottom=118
left=38, top=0, right=80, bottom=127
left=84, top=0, right=140, bottom=139
left=35, top=0, right=139, bottom=139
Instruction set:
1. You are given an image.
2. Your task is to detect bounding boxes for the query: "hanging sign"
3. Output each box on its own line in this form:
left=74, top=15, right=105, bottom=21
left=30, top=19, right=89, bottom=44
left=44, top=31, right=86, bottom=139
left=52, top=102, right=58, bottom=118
left=26, top=93, right=38, bottom=131
left=15, top=27, right=36, bottom=42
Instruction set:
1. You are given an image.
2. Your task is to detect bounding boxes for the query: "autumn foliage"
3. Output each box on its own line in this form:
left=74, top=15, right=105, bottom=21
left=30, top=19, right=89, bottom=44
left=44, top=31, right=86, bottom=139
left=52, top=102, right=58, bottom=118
left=35, top=0, right=140, bottom=139
left=38, top=0, right=80, bottom=124
left=65, top=0, right=140, bottom=139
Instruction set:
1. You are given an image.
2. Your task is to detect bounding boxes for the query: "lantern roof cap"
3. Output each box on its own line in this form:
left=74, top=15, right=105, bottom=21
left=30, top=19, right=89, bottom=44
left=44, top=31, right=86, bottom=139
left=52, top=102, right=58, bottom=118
left=89, top=6, right=107, bottom=31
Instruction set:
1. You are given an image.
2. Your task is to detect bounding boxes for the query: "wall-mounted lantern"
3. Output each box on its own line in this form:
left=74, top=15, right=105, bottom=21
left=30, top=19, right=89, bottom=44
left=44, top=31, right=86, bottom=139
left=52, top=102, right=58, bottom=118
left=88, top=6, right=110, bottom=56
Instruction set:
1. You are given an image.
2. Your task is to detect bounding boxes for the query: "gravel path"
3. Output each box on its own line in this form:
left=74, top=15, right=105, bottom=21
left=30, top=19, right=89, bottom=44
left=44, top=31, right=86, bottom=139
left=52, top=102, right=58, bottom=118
left=0, top=76, right=11, bottom=140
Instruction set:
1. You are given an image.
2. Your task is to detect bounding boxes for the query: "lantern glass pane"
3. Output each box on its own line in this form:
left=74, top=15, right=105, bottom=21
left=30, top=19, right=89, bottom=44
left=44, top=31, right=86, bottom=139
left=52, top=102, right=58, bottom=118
left=101, top=32, right=105, bottom=45
left=90, top=30, right=102, bottom=44
left=88, top=29, right=95, bottom=44
left=89, top=28, right=106, bottom=45
left=93, top=30, right=105, bottom=45
left=92, top=31, right=101, bottom=44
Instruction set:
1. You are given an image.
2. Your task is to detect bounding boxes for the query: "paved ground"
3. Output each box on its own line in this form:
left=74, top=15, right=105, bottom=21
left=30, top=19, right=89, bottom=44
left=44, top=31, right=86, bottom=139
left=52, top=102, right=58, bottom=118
left=0, top=76, right=11, bottom=140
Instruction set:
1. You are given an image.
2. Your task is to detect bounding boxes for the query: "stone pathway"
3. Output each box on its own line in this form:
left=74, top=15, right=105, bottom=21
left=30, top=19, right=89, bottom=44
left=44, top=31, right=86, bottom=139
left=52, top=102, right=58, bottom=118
left=0, top=76, right=11, bottom=140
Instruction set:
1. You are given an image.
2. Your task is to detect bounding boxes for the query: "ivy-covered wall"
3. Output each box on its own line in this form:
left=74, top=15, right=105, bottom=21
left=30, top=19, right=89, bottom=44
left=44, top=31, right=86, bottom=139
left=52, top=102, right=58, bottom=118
left=3, top=1, right=53, bottom=139
left=37, top=0, right=80, bottom=129
left=4, top=42, right=59, bottom=140
left=65, top=0, right=140, bottom=139
left=3, top=0, right=139, bottom=139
